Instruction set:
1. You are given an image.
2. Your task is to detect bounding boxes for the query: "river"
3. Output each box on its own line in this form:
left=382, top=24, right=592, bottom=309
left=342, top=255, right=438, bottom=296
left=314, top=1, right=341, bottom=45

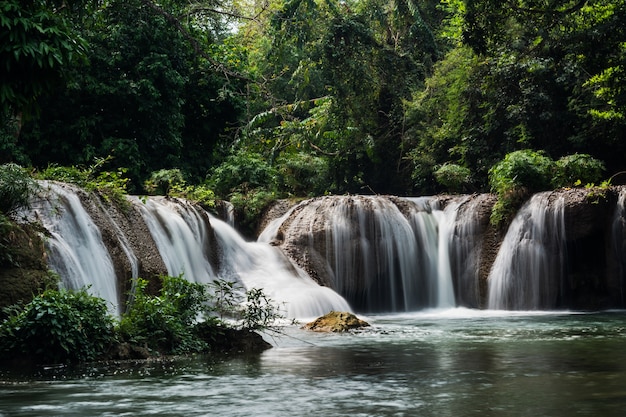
left=2, top=309, right=626, bottom=416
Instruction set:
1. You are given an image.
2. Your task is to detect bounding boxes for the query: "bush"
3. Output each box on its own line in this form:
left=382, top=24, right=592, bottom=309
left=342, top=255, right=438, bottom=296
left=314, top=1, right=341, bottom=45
left=488, top=149, right=554, bottom=195
left=0, top=288, right=116, bottom=363
left=119, top=275, right=208, bottom=355
left=433, top=163, right=472, bottom=193
left=488, top=150, right=555, bottom=226
left=553, top=154, right=605, bottom=188
left=208, top=152, right=280, bottom=197
left=144, top=168, right=185, bottom=195
left=276, top=152, right=330, bottom=196
left=37, top=158, right=130, bottom=208
left=0, top=163, right=39, bottom=216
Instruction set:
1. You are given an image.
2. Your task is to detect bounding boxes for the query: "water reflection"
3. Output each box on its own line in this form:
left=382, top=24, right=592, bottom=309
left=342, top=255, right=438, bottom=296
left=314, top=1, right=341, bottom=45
left=2, top=311, right=626, bottom=417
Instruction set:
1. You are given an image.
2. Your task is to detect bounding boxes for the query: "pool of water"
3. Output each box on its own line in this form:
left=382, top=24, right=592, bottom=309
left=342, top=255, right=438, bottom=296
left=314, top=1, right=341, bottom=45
left=2, top=309, right=626, bottom=416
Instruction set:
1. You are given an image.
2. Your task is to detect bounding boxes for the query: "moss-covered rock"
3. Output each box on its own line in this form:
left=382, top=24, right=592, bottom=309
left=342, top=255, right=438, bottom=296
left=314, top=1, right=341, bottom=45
left=303, top=311, right=370, bottom=332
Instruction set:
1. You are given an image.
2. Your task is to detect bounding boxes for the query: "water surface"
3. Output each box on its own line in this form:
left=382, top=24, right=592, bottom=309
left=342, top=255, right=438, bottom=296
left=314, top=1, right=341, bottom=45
left=2, top=310, right=626, bottom=416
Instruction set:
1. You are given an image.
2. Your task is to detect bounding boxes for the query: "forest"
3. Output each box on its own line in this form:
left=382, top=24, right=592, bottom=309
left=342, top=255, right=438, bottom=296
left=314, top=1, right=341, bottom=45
left=2, top=0, right=625, bottom=218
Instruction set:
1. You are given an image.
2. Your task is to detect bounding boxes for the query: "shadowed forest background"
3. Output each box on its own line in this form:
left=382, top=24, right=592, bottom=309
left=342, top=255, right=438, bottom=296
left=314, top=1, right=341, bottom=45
left=2, top=0, right=625, bottom=214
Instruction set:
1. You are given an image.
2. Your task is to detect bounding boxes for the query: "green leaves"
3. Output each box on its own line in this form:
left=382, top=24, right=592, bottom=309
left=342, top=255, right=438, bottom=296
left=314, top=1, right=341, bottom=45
left=0, top=163, right=40, bottom=216
left=0, top=0, right=87, bottom=115
left=0, top=288, right=116, bottom=363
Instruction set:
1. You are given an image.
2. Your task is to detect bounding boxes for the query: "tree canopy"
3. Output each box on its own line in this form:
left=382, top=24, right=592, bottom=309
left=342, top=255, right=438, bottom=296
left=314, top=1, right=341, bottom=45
left=1, top=0, right=625, bottom=199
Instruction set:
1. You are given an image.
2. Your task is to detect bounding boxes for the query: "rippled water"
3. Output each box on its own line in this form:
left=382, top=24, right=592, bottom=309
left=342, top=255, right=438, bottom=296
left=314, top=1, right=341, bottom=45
left=2, top=310, right=626, bottom=416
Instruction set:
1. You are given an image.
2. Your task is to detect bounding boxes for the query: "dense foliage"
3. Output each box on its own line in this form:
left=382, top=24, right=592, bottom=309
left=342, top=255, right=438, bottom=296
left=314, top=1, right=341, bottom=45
left=0, top=288, right=116, bottom=363
left=1, top=0, right=625, bottom=206
left=0, top=275, right=281, bottom=362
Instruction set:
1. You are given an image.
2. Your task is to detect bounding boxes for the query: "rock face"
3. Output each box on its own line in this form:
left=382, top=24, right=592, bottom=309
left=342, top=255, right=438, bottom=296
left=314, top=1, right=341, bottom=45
left=0, top=222, right=53, bottom=310
left=303, top=311, right=370, bottom=332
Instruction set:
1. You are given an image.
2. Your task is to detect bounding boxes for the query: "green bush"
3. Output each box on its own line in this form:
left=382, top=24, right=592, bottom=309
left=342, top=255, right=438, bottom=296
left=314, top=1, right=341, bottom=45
left=553, top=154, right=605, bottom=188
left=0, top=288, right=116, bottom=363
left=276, top=152, right=330, bottom=196
left=488, top=149, right=554, bottom=195
left=144, top=168, right=185, bottom=196
left=433, top=163, right=472, bottom=193
left=0, top=163, right=40, bottom=216
left=488, top=150, right=555, bottom=226
left=37, top=158, right=130, bottom=208
left=208, top=152, right=280, bottom=197
left=119, top=275, right=208, bottom=355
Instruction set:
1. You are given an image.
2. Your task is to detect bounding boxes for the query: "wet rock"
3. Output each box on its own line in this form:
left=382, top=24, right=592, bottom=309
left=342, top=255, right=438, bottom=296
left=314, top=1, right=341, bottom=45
left=303, top=311, right=370, bottom=332
left=107, top=343, right=152, bottom=360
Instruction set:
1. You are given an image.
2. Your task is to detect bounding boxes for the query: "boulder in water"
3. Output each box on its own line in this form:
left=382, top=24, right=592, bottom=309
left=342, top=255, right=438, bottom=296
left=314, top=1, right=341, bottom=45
left=303, top=311, right=370, bottom=332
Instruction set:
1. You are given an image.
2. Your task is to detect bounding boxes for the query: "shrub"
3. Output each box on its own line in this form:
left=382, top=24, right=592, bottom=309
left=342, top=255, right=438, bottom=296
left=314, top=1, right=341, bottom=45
left=553, top=154, right=605, bottom=188
left=37, top=158, right=130, bottom=208
left=0, top=163, right=40, bottom=216
left=433, top=163, right=472, bottom=193
left=208, top=152, right=280, bottom=197
left=488, top=150, right=555, bottom=226
left=0, top=288, right=116, bottom=363
left=488, top=149, right=554, bottom=195
left=119, top=275, right=208, bottom=355
left=144, top=168, right=185, bottom=196
left=276, top=152, right=330, bottom=196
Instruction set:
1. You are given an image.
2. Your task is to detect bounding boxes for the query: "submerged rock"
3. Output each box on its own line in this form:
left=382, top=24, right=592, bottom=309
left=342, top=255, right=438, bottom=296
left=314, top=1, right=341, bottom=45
left=303, top=311, right=370, bottom=332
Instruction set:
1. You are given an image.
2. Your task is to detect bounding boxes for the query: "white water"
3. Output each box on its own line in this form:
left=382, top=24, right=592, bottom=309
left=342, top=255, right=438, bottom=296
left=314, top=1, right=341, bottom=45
left=263, top=196, right=475, bottom=312
left=28, top=183, right=120, bottom=315
left=211, top=217, right=351, bottom=319
left=134, top=197, right=216, bottom=284
left=488, top=193, right=566, bottom=309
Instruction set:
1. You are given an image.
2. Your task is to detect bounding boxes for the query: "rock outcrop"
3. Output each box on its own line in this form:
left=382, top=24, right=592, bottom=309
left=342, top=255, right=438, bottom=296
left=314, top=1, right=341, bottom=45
left=303, top=311, right=370, bottom=332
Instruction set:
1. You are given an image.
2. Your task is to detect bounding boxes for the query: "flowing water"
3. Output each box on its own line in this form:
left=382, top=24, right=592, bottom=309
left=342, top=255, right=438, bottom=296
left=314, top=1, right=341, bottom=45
left=2, top=310, right=626, bottom=417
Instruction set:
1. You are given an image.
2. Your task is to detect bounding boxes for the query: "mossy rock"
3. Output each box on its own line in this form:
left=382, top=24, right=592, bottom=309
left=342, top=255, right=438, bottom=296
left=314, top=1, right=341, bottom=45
left=303, top=311, right=370, bottom=332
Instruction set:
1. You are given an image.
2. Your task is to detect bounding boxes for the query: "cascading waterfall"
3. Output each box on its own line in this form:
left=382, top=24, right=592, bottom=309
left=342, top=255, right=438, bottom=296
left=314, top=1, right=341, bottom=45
left=488, top=192, right=567, bottom=310
left=263, top=195, right=476, bottom=312
left=28, top=182, right=121, bottom=315
left=133, top=197, right=349, bottom=317
left=28, top=187, right=351, bottom=319
left=29, top=183, right=625, bottom=317
left=134, top=196, right=217, bottom=284
left=211, top=218, right=351, bottom=318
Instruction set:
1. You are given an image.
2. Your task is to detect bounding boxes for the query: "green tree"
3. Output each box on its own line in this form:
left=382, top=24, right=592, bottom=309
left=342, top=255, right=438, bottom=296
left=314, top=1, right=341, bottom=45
left=17, top=0, right=244, bottom=189
left=0, top=0, right=89, bottom=162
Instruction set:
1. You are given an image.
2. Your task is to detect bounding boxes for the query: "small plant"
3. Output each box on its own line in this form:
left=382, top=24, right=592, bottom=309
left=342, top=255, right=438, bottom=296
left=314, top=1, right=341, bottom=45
left=36, top=157, right=130, bottom=208
left=433, top=163, right=472, bottom=193
left=144, top=169, right=185, bottom=196
left=241, top=287, right=283, bottom=331
left=207, top=279, right=283, bottom=331
left=169, top=183, right=216, bottom=209
left=0, top=287, right=116, bottom=363
left=0, top=163, right=40, bottom=216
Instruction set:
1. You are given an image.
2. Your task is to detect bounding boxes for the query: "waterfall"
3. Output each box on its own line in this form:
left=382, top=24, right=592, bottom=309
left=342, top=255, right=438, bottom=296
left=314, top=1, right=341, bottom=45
left=263, top=195, right=476, bottom=312
left=488, top=193, right=567, bottom=310
left=134, top=196, right=216, bottom=284
left=28, top=183, right=121, bottom=315
left=212, top=218, right=351, bottom=319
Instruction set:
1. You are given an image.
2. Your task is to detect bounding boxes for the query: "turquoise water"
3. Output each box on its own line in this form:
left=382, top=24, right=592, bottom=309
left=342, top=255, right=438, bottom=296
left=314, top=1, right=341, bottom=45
left=2, top=310, right=626, bottom=416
